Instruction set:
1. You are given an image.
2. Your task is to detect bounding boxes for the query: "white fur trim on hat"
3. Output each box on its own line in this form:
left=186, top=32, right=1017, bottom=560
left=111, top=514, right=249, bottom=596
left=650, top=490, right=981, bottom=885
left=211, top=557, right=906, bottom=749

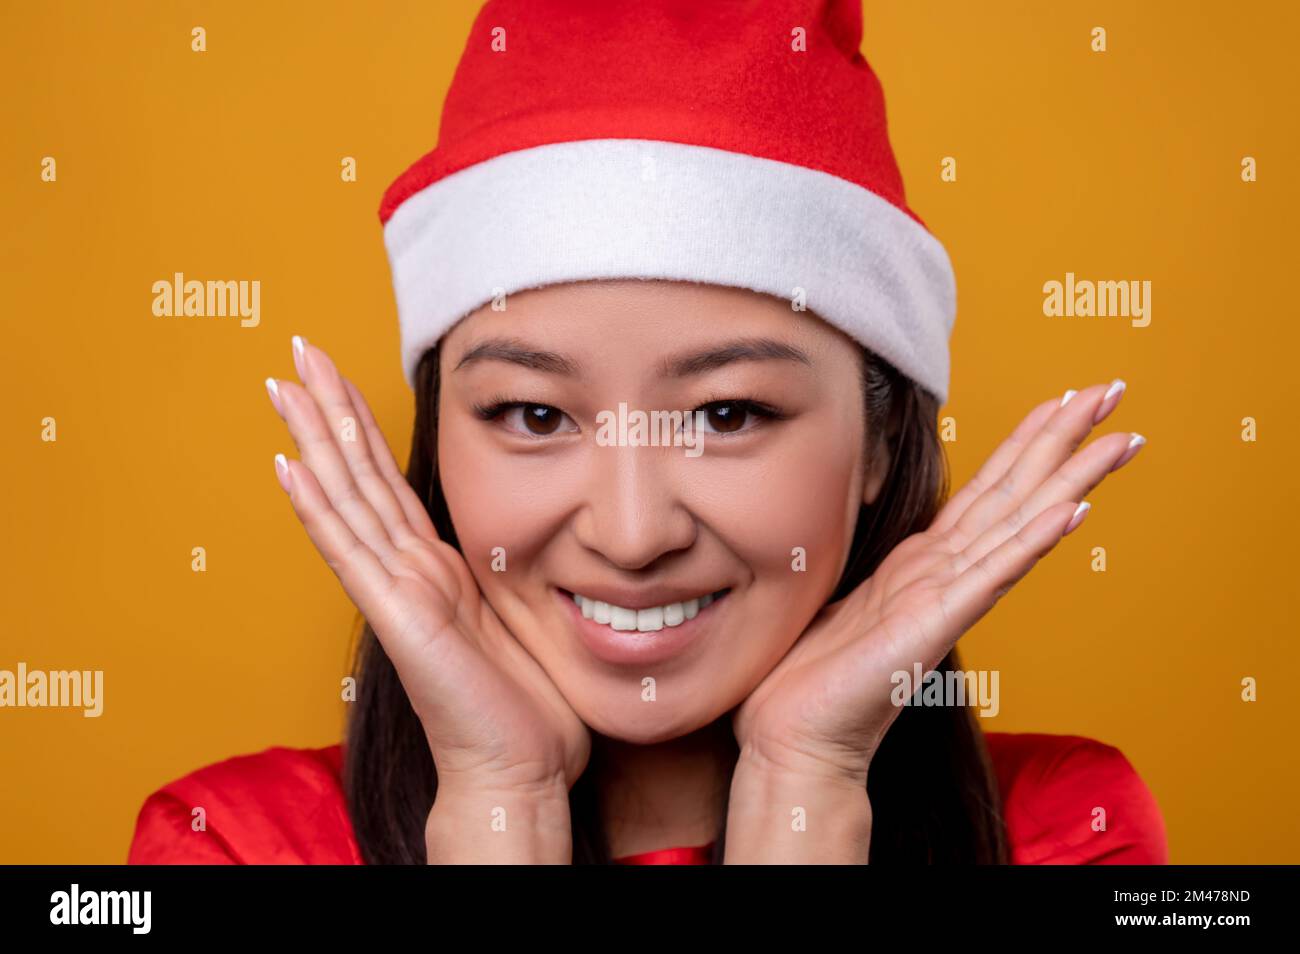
left=382, top=138, right=956, bottom=403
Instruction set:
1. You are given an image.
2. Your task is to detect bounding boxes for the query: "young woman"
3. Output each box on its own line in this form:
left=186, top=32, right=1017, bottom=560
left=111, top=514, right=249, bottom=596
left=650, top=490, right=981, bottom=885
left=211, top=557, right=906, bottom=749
left=128, top=0, right=1166, bottom=864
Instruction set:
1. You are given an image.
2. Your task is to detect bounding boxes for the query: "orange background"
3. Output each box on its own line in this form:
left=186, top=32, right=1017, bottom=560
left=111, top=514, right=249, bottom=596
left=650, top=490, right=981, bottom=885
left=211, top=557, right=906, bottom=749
left=1, top=1, right=1295, bottom=863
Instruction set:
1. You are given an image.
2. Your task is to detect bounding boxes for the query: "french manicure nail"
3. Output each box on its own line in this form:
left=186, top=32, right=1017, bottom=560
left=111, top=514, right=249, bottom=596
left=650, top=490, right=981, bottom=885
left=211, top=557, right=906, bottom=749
left=292, top=335, right=307, bottom=378
left=265, top=377, right=282, bottom=413
left=1094, top=378, right=1127, bottom=423
left=1063, top=500, right=1090, bottom=536
left=274, top=453, right=291, bottom=493
left=1060, top=389, right=1078, bottom=407
left=1108, top=432, right=1146, bottom=472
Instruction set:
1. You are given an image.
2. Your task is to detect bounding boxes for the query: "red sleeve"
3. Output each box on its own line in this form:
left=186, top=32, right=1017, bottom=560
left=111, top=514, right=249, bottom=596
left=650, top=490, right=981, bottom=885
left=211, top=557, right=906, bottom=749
left=986, top=732, right=1168, bottom=864
left=127, top=745, right=361, bottom=865
left=128, top=790, right=240, bottom=864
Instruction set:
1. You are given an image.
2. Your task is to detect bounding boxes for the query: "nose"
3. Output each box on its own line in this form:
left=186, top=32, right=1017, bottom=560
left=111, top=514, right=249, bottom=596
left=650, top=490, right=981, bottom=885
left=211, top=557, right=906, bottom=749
left=573, top=445, right=697, bottom=570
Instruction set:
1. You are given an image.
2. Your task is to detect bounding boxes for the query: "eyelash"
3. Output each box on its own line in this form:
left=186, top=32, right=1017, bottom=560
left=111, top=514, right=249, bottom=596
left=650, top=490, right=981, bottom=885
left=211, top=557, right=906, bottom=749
left=471, top=396, right=788, bottom=436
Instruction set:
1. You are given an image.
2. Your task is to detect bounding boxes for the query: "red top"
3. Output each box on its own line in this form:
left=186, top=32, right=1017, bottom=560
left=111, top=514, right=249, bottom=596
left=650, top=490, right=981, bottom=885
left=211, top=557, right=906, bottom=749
left=126, top=732, right=1167, bottom=865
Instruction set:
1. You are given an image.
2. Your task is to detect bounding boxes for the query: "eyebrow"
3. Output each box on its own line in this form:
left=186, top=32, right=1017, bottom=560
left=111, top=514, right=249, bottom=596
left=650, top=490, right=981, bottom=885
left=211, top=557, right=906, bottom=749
left=660, top=338, right=812, bottom=377
left=454, top=337, right=578, bottom=375
left=454, top=335, right=812, bottom=377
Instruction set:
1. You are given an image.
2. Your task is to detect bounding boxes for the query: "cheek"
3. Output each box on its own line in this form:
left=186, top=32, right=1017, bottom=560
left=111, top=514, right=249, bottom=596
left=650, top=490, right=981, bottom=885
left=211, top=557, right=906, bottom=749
left=665, top=425, right=863, bottom=709
left=679, top=422, right=864, bottom=590
left=436, top=418, right=573, bottom=578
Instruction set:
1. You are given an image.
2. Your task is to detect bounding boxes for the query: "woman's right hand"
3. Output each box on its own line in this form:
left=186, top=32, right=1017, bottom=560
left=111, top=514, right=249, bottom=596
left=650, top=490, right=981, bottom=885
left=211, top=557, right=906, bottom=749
left=264, top=336, right=591, bottom=818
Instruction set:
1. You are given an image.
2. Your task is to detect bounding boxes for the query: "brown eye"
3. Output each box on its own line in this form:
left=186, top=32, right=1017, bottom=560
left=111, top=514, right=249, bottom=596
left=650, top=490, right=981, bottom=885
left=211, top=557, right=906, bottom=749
left=501, top=403, right=577, bottom=437
left=703, top=402, right=747, bottom=433
left=694, top=400, right=782, bottom=436
left=522, top=405, right=560, bottom=434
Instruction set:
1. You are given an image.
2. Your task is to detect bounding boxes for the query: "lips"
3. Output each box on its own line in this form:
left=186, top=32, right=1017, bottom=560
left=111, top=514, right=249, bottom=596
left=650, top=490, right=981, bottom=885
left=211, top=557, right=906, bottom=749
left=557, top=587, right=729, bottom=666
left=568, top=589, right=728, bottom=633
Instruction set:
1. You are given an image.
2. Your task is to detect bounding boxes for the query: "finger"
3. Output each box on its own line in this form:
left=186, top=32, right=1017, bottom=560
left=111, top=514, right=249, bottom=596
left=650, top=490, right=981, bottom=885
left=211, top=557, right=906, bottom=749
left=276, top=376, right=398, bottom=558
left=949, top=429, right=1140, bottom=575
left=936, top=499, right=1083, bottom=647
left=275, top=453, right=398, bottom=625
left=343, top=377, right=440, bottom=541
left=292, top=341, right=425, bottom=549
left=928, top=393, right=1062, bottom=536
left=946, top=380, right=1118, bottom=549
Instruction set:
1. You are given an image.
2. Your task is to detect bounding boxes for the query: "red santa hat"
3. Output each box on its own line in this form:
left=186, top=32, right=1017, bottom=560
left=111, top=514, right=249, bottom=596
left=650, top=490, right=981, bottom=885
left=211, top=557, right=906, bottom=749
left=379, top=0, right=956, bottom=404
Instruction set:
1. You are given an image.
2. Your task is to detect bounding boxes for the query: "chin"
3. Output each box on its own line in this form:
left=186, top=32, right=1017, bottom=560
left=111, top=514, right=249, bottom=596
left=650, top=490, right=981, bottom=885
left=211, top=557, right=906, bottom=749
left=557, top=671, right=740, bottom=745
left=586, top=709, right=715, bottom=745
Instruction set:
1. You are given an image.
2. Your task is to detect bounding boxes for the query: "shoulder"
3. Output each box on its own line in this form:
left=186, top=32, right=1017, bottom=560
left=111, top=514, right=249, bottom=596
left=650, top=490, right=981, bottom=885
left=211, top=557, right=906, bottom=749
left=983, top=731, right=1168, bottom=864
left=127, top=744, right=361, bottom=864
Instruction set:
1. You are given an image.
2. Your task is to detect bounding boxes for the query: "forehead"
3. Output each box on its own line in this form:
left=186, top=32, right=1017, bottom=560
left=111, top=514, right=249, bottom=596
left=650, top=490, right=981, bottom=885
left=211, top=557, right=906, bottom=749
left=441, top=279, right=858, bottom=373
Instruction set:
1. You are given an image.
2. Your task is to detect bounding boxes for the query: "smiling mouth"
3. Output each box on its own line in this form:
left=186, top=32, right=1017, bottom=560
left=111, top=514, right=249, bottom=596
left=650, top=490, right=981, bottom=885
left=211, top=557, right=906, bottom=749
left=560, top=588, right=731, bottom=633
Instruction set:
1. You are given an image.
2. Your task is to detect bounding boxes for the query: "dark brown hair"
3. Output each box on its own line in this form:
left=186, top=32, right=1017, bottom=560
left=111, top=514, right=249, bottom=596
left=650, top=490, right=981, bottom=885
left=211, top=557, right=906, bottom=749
left=343, top=334, right=1009, bottom=864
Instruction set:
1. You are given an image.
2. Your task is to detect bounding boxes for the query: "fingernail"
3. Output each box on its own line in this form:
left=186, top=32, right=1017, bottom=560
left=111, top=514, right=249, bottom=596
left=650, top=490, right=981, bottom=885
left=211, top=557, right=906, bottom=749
left=1094, top=378, right=1127, bottom=424
left=1063, top=500, right=1090, bottom=536
left=1060, top=389, right=1078, bottom=407
left=274, top=453, right=291, bottom=493
left=265, top=377, right=282, bottom=415
left=292, top=335, right=308, bottom=378
left=1108, top=432, right=1146, bottom=472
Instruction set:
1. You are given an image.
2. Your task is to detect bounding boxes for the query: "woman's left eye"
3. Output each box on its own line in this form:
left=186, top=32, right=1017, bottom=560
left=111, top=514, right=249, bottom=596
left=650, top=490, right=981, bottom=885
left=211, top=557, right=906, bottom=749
left=493, top=403, right=579, bottom=437
left=694, top=400, right=781, bottom=435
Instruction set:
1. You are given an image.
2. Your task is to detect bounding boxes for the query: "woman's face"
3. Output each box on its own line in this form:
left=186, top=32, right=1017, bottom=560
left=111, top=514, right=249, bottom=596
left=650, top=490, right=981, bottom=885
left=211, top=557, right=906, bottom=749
left=437, top=279, right=888, bottom=743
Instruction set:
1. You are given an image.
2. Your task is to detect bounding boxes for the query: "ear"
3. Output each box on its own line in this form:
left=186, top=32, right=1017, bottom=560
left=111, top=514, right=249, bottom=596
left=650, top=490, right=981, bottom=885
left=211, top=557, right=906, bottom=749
left=862, top=438, right=891, bottom=507
left=862, top=398, right=901, bottom=507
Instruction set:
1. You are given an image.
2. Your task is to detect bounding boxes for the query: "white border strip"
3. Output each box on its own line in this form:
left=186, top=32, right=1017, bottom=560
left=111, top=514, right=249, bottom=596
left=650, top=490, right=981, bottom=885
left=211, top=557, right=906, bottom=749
left=382, top=138, right=955, bottom=402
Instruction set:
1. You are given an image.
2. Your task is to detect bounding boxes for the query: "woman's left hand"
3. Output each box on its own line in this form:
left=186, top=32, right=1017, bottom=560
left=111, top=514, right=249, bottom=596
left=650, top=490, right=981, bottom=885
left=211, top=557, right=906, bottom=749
left=730, top=380, right=1145, bottom=788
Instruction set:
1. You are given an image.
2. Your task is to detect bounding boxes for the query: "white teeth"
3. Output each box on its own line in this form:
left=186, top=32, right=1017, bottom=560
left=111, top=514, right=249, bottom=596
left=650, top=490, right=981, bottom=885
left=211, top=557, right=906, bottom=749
left=569, top=590, right=723, bottom=631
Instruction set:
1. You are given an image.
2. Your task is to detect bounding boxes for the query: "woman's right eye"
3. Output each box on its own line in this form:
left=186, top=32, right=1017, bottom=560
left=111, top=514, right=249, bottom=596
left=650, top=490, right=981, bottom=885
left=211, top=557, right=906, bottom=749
left=492, top=403, right=579, bottom=437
